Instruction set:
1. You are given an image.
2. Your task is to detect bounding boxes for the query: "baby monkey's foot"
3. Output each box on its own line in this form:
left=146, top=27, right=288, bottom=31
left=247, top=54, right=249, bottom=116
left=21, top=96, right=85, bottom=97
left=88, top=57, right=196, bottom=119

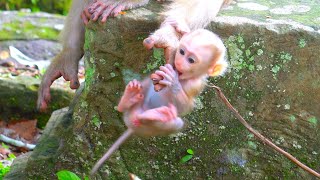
left=117, top=79, right=144, bottom=112
left=132, top=119, right=141, bottom=127
left=126, top=79, right=143, bottom=101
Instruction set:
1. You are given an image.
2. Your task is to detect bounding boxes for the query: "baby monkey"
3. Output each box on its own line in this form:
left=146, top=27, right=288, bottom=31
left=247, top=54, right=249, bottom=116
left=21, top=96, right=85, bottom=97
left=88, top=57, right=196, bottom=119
left=91, top=29, right=228, bottom=175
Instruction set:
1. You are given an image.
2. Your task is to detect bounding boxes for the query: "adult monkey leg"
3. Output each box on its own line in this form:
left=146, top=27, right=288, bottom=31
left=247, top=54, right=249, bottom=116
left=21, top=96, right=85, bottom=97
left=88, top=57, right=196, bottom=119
left=38, top=0, right=158, bottom=111
left=37, top=0, right=90, bottom=111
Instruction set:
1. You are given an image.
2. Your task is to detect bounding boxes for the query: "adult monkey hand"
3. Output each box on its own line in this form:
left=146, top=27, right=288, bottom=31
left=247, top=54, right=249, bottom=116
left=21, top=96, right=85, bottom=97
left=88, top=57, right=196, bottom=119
left=37, top=0, right=162, bottom=111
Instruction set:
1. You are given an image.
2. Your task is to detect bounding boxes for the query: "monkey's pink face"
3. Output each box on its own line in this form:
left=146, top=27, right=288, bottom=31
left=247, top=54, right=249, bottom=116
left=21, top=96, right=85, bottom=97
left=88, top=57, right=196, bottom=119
left=175, top=39, right=213, bottom=80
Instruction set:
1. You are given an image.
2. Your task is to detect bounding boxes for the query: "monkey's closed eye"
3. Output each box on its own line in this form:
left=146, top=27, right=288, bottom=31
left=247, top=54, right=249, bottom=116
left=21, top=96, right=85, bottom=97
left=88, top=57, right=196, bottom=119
left=188, top=57, right=195, bottom=63
left=179, top=49, right=185, bottom=55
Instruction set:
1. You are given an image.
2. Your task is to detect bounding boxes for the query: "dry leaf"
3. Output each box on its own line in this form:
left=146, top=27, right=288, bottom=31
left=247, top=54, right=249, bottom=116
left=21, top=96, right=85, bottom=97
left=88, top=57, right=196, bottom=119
left=7, top=120, right=38, bottom=142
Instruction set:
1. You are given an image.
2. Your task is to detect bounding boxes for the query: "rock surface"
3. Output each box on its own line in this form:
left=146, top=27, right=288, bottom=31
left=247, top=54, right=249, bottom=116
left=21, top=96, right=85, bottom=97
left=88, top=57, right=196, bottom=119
left=0, top=77, right=74, bottom=128
left=0, top=11, right=75, bottom=128
left=0, top=0, right=71, bottom=15
left=5, top=1, right=320, bottom=179
left=0, top=10, right=64, bottom=40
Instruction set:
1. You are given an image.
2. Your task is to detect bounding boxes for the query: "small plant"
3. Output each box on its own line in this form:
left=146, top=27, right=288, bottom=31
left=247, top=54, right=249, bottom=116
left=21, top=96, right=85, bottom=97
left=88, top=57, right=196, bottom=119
left=1, top=143, right=9, bottom=149
left=56, top=170, right=89, bottom=180
left=180, top=149, right=194, bottom=163
left=0, top=143, right=16, bottom=179
left=0, top=162, right=11, bottom=179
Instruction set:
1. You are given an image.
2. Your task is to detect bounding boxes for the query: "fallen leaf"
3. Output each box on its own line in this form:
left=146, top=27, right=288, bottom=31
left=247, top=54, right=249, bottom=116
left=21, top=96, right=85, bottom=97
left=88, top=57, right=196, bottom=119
left=7, top=120, right=38, bottom=142
left=0, top=147, right=11, bottom=159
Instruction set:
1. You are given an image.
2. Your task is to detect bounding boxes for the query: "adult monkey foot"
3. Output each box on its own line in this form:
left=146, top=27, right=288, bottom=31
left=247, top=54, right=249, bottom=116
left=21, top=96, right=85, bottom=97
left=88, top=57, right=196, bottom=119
left=81, top=0, right=152, bottom=24
left=37, top=49, right=81, bottom=112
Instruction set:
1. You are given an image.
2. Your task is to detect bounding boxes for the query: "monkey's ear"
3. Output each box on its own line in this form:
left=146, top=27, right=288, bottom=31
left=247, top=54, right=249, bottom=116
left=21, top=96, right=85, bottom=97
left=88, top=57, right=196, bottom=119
left=208, top=59, right=228, bottom=77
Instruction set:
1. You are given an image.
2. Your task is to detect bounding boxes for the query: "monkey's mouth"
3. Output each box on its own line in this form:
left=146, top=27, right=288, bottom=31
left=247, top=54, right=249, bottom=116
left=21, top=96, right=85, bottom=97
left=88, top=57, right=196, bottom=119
left=173, top=65, right=182, bottom=76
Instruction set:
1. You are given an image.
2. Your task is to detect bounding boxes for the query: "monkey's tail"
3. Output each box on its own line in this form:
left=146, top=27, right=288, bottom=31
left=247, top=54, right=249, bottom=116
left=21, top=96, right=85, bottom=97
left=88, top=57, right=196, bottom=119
left=90, top=129, right=134, bottom=175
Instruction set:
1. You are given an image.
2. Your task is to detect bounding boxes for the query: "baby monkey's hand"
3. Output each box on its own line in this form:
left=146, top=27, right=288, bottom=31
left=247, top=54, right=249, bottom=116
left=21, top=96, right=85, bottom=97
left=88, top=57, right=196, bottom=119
left=150, top=73, right=164, bottom=92
left=152, top=64, right=180, bottom=92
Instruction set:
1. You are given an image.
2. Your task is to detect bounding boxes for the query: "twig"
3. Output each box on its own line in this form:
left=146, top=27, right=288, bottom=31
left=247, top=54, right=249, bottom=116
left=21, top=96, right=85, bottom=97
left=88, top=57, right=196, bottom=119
left=207, top=84, right=320, bottom=178
left=15, top=67, right=38, bottom=72
left=0, top=134, right=36, bottom=150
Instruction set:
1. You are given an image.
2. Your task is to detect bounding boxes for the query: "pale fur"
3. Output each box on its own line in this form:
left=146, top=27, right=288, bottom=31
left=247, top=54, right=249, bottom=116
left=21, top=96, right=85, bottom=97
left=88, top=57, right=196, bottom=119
left=163, top=0, right=226, bottom=30
left=148, top=0, right=232, bottom=57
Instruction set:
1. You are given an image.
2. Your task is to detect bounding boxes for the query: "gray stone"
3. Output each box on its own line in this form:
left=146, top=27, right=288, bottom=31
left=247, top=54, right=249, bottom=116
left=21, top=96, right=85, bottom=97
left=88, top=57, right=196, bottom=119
left=0, top=10, right=64, bottom=40
left=0, top=40, right=62, bottom=61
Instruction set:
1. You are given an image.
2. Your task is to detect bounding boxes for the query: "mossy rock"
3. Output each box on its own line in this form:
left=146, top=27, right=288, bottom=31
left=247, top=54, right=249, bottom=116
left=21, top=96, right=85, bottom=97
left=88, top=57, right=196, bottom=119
left=0, top=0, right=71, bottom=15
left=0, top=11, right=64, bottom=41
left=0, top=77, right=73, bottom=128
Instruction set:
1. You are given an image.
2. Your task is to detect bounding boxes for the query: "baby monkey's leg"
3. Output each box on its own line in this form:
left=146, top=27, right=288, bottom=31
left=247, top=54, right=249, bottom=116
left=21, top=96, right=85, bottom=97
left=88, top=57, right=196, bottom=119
left=137, top=104, right=177, bottom=123
left=136, top=104, right=184, bottom=133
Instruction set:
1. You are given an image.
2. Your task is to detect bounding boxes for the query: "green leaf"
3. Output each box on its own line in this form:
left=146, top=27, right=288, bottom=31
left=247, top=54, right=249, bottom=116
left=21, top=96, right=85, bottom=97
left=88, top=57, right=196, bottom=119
left=152, top=48, right=163, bottom=60
left=187, top=149, right=194, bottom=155
left=2, top=143, right=9, bottom=149
left=247, top=141, right=257, bottom=149
left=0, top=162, right=10, bottom=179
left=8, top=153, right=16, bottom=161
left=180, top=155, right=193, bottom=163
left=245, top=49, right=251, bottom=57
left=31, top=0, right=38, bottom=5
left=57, top=170, right=81, bottom=180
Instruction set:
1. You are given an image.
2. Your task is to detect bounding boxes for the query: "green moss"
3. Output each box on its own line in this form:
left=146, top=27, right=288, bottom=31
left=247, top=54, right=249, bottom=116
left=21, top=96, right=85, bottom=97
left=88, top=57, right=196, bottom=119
left=17, top=11, right=28, bottom=17
left=225, top=34, right=265, bottom=91
left=308, top=117, right=318, bottom=126
left=143, top=48, right=165, bottom=74
left=0, top=21, right=60, bottom=40
left=116, top=41, right=124, bottom=50
left=1, top=0, right=72, bottom=15
left=298, top=39, right=307, bottom=48
left=271, top=65, right=281, bottom=78
left=136, top=35, right=148, bottom=40
left=35, top=114, right=51, bottom=129
left=278, top=51, right=292, bottom=62
left=247, top=141, right=257, bottom=149
left=289, top=115, right=296, bottom=122
left=92, top=116, right=102, bottom=128
left=85, top=59, right=95, bottom=92
left=84, top=30, right=95, bottom=51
